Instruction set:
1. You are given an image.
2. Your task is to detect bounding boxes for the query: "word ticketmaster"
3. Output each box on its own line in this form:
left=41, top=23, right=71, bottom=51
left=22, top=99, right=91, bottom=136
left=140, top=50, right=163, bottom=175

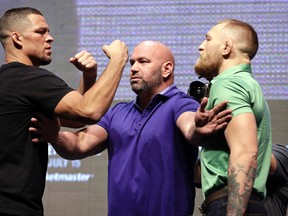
left=46, top=172, right=95, bottom=182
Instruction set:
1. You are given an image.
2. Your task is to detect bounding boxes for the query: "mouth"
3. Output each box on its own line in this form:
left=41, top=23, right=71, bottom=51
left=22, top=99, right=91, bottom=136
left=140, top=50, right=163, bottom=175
left=130, top=76, right=141, bottom=82
left=45, top=48, right=52, bottom=55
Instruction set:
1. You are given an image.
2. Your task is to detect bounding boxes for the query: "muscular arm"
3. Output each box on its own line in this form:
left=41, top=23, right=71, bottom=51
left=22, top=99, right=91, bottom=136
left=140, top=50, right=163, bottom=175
left=52, top=125, right=108, bottom=160
left=225, top=113, right=258, bottom=216
left=74, top=53, right=97, bottom=95
left=55, top=40, right=128, bottom=125
left=59, top=50, right=97, bottom=128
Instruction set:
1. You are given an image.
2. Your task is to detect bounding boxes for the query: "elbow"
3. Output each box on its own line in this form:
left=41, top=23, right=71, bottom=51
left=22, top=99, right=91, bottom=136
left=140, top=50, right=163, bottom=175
left=78, top=107, right=107, bottom=125
left=68, top=110, right=104, bottom=125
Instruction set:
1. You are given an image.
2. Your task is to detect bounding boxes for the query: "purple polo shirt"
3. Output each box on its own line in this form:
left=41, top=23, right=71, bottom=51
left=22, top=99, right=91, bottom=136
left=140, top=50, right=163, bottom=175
left=98, top=85, right=199, bottom=216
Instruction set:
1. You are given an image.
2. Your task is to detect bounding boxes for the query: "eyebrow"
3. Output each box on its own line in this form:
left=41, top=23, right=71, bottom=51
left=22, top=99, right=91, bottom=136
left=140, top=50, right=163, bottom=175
left=36, top=26, right=49, bottom=31
left=130, top=57, right=149, bottom=63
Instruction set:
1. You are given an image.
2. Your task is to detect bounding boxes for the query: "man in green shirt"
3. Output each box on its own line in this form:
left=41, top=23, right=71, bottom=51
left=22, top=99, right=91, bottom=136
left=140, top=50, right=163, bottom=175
left=194, top=19, right=272, bottom=216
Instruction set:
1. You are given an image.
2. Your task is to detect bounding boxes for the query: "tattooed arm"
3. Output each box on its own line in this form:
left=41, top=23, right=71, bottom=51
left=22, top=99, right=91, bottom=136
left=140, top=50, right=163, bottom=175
left=224, top=113, right=258, bottom=216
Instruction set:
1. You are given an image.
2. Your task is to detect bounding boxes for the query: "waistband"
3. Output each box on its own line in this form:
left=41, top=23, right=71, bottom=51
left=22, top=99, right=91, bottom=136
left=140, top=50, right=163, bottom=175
left=199, top=187, right=261, bottom=215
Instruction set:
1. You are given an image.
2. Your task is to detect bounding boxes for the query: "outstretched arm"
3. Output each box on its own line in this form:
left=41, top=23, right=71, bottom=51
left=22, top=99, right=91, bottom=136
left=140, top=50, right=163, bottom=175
left=53, top=126, right=107, bottom=160
left=177, top=97, right=232, bottom=146
left=30, top=113, right=107, bottom=160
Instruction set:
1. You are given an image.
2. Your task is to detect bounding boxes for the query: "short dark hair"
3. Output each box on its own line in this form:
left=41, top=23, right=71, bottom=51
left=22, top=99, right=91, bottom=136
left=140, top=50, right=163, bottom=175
left=219, top=19, right=258, bottom=60
left=0, top=7, right=43, bottom=42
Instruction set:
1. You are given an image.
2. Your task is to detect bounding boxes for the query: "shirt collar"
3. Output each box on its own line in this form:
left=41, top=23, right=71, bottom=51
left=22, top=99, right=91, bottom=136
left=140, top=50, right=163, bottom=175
left=159, top=84, right=176, bottom=95
left=211, top=64, right=252, bottom=84
left=134, top=84, right=177, bottom=108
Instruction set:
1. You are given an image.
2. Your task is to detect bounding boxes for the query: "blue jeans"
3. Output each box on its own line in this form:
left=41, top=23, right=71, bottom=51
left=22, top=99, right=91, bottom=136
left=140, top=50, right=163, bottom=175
left=205, top=194, right=268, bottom=216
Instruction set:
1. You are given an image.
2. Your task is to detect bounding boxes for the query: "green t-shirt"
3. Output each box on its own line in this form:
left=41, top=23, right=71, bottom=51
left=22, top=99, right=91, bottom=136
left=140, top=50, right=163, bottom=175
left=201, top=64, right=272, bottom=199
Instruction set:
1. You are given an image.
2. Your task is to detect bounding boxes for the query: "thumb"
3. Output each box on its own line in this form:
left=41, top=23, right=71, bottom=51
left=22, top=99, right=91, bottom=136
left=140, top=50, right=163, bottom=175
left=102, top=45, right=110, bottom=58
left=69, top=57, right=76, bottom=63
left=199, top=97, right=208, bottom=113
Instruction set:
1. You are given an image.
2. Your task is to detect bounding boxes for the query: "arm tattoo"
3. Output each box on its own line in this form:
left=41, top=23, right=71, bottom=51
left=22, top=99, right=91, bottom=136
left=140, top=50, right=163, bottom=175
left=227, top=155, right=257, bottom=215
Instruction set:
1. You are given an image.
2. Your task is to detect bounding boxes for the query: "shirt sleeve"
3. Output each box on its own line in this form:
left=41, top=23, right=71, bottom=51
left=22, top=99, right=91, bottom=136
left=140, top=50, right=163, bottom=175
left=209, top=78, right=253, bottom=117
left=19, top=67, right=74, bottom=115
left=97, top=108, right=112, bottom=133
left=173, top=93, right=199, bottom=121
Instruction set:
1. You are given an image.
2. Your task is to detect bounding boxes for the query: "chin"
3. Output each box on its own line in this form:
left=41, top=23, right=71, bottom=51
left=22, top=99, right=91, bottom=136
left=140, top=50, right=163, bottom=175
left=42, top=58, right=52, bottom=65
left=194, top=67, right=203, bottom=77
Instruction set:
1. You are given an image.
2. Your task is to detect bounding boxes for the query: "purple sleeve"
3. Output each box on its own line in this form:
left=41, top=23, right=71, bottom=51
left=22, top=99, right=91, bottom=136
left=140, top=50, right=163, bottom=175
left=97, top=107, right=115, bottom=133
left=173, top=94, right=199, bottom=121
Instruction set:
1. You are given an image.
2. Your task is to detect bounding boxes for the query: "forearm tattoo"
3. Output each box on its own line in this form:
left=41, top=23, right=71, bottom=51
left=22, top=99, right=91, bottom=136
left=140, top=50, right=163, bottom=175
left=227, top=155, right=257, bottom=215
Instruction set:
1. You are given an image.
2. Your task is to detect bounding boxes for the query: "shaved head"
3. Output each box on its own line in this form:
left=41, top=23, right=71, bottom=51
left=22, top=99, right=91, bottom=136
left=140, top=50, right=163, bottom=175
left=134, top=41, right=175, bottom=69
left=218, top=19, right=258, bottom=60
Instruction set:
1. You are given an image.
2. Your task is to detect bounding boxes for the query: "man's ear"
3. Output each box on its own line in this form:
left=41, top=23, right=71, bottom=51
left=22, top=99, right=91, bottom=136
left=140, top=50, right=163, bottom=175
left=162, top=61, right=173, bottom=78
left=11, top=32, right=22, bottom=48
left=222, top=39, right=233, bottom=56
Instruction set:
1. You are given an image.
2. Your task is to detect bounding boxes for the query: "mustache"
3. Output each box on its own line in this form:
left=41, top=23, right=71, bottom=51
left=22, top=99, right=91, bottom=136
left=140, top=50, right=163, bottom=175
left=130, top=75, right=141, bottom=80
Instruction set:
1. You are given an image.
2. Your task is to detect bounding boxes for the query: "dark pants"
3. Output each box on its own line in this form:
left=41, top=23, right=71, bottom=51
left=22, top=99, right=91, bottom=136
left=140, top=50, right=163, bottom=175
left=264, top=144, right=288, bottom=216
left=0, top=214, right=20, bottom=216
left=205, top=194, right=268, bottom=216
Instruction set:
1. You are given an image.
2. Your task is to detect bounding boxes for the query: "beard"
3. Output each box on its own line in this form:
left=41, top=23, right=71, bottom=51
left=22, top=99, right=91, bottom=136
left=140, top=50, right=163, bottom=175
left=194, top=52, right=222, bottom=80
left=131, top=70, right=162, bottom=95
left=131, top=80, right=150, bottom=94
left=31, top=56, right=52, bottom=66
left=40, top=58, right=52, bottom=66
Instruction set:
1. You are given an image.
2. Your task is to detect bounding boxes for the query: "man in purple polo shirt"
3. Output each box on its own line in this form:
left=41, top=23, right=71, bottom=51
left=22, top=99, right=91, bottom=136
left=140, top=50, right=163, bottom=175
left=31, top=41, right=232, bottom=216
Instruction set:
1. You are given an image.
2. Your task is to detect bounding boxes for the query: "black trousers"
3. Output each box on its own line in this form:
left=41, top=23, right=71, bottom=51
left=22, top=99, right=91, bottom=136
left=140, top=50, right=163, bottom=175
left=204, top=194, right=268, bottom=216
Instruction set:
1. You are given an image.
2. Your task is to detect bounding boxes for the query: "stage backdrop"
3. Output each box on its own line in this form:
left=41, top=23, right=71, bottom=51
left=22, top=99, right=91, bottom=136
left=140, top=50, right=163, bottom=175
left=0, top=1, right=287, bottom=215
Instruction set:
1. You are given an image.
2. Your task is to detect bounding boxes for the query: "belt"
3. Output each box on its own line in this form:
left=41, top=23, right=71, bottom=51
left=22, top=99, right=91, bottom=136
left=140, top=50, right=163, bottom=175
left=198, top=187, right=261, bottom=215
left=199, top=187, right=228, bottom=215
